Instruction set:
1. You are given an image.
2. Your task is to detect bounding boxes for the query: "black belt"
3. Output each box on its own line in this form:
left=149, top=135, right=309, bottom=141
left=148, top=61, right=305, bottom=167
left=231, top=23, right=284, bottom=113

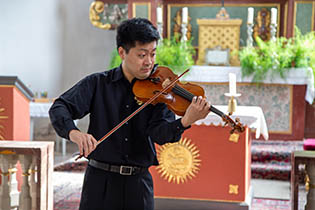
left=88, top=159, right=147, bottom=176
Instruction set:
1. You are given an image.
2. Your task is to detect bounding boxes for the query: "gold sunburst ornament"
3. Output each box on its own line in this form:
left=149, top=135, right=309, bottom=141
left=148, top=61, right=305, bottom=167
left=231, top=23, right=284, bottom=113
left=156, top=137, right=201, bottom=184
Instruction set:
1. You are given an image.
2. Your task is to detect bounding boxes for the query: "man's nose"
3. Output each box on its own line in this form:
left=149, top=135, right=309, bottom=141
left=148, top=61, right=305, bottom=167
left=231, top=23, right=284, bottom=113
left=145, top=55, right=153, bottom=65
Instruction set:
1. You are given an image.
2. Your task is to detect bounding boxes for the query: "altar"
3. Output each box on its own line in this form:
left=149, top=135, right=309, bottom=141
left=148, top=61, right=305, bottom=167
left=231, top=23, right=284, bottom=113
left=180, top=65, right=315, bottom=140
left=150, top=105, right=268, bottom=209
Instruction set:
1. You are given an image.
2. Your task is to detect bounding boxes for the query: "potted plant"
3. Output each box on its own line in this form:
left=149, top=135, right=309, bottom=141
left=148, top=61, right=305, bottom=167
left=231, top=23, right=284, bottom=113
left=238, top=27, right=315, bottom=85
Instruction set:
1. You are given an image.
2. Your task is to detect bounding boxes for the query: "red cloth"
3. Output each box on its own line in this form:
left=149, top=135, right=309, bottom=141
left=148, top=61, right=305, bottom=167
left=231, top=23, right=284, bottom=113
left=303, top=139, right=315, bottom=150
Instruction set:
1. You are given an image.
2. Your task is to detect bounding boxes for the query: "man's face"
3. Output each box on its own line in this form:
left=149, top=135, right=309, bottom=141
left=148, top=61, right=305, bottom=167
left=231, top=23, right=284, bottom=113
left=119, top=41, right=156, bottom=82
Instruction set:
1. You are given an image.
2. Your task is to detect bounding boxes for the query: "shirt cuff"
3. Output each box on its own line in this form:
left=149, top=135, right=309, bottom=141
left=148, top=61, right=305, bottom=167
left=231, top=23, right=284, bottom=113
left=64, top=119, right=80, bottom=140
left=173, top=118, right=191, bottom=133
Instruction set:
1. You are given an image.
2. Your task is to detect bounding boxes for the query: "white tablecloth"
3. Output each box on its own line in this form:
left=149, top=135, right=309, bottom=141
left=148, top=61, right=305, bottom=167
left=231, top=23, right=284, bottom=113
left=194, top=105, right=269, bottom=140
left=29, top=102, right=52, bottom=118
left=29, top=103, right=268, bottom=140
left=29, top=102, right=68, bottom=155
left=182, top=66, right=315, bottom=104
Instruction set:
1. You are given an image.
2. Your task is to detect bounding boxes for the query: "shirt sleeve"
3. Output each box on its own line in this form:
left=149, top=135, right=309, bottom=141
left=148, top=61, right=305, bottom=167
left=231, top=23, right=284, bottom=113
left=146, top=103, right=191, bottom=145
left=49, top=75, right=96, bottom=140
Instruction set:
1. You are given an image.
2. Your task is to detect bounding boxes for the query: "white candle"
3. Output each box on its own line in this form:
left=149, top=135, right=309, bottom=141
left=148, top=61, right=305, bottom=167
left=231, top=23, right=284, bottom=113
left=247, top=7, right=254, bottom=24
left=271, top=8, right=277, bottom=25
left=182, top=7, right=188, bottom=24
left=157, top=7, right=162, bottom=23
left=229, top=73, right=236, bottom=95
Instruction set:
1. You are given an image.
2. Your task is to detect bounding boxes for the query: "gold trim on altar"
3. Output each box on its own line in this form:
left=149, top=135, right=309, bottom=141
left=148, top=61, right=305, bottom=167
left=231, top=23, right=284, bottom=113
left=229, top=133, right=239, bottom=143
left=0, top=100, right=8, bottom=140
left=156, top=137, right=201, bottom=184
left=0, top=150, right=16, bottom=155
left=229, top=184, right=239, bottom=195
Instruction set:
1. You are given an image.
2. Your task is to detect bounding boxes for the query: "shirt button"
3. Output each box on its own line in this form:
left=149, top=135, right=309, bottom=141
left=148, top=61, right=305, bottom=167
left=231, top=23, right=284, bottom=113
left=125, top=137, right=128, bottom=142
left=126, top=105, right=129, bottom=108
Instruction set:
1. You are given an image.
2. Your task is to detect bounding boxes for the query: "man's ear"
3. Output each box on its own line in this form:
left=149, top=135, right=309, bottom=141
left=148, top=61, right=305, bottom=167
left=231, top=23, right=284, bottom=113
left=118, top=47, right=125, bottom=60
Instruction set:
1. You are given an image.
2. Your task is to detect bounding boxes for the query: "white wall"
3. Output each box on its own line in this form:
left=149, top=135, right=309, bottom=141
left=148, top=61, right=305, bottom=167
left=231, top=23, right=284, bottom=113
left=0, top=0, right=117, bottom=98
left=58, top=0, right=117, bottom=95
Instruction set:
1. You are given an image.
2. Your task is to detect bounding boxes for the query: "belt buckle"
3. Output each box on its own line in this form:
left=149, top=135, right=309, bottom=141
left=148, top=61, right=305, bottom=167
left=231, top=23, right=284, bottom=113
left=120, top=165, right=133, bottom=175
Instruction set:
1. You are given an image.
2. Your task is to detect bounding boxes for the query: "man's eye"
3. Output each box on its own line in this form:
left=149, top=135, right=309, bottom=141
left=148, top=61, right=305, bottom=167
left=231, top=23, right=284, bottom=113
left=139, top=54, right=145, bottom=58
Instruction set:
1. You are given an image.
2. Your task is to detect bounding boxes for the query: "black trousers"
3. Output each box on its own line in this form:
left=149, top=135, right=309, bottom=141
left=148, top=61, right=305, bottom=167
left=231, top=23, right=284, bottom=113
left=79, top=164, right=154, bottom=210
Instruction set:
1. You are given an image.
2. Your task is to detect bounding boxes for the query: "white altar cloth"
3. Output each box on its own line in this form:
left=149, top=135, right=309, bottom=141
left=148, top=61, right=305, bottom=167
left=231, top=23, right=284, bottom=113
left=194, top=105, right=269, bottom=140
left=183, top=66, right=315, bottom=104
left=30, top=102, right=51, bottom=118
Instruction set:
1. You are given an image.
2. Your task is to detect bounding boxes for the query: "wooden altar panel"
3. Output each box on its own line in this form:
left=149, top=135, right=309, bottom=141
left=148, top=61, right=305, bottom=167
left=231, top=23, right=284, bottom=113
left=150, top=125, right=251, bottom=203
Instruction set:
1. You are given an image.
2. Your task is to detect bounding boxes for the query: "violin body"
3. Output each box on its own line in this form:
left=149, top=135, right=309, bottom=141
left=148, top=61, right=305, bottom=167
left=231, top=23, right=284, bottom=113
left=133, top=66, right=245, bottom=134
left=133, top=66, right=204, bottom=116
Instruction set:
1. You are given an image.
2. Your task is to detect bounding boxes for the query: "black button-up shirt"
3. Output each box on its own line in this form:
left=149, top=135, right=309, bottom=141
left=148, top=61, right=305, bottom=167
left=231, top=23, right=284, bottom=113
left=49, top=65, right=189, bottom=167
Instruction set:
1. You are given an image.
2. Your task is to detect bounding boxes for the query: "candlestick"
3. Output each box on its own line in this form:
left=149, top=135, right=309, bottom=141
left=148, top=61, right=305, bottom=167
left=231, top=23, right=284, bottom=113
left=157, top=7, right=162, bottom=24
left=271, top=8, right=277, bottom=25
left=181, top=23, right=187, bottom=42
left=182, top=7, right=188, bottom=24
left=247, top=7, right=254, bottom=24
left=224, top=73, right=241, bottom=115
left=270, top=23, right=277, bottom=41
left=246, top=23, right=254, bottom=47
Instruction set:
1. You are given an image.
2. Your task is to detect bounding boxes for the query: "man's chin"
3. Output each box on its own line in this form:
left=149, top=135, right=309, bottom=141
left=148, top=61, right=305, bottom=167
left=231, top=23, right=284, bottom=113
left=138, top=71, right=152, bottom=79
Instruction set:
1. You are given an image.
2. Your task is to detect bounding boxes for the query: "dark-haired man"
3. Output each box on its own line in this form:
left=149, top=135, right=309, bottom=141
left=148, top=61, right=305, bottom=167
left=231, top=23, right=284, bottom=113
left=49, top=18, right=211, bottom=210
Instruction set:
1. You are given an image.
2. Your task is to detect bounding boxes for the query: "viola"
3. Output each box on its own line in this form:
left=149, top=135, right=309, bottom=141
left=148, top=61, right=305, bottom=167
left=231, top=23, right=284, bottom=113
left=132, top=66, right=245, bottom=134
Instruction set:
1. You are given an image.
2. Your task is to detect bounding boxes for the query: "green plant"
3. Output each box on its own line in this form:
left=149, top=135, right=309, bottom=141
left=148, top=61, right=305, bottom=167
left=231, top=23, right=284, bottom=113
left=238, top=27, right=315, bottom=84
left=155, top=36, right=195, bottom=74
left=108, top=36, right=196, bottom=74
left=108, top=49, right=121, bottom=69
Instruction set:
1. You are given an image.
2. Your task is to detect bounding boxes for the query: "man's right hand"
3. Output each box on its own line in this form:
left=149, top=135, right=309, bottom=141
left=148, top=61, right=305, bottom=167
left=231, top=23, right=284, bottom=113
left=69, top=130, right=98, bottom=158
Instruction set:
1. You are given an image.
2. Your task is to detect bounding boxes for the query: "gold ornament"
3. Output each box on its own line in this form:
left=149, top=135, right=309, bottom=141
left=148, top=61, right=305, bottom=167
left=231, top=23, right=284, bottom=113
left=0, top=99, right=8, bottom=140
left=89, top=1, right=111, bottom=30
left=229, top=184, right=239, bottom=194
left=156, top=137, right=201, bottom=184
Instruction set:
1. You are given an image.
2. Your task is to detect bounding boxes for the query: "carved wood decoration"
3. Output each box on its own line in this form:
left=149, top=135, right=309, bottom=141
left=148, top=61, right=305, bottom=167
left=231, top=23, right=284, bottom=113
left=253, top=8, right=271, bottom=41
left=173, top=10, right=192, bottom=41
left=89, top=1, right=128, bottom=30
left=196, top=18, right=242, bottom=66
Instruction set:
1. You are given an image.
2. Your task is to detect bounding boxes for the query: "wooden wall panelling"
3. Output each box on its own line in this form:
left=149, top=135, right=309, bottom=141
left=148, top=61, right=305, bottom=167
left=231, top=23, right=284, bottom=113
left=294, top=1, right=314, bottom=34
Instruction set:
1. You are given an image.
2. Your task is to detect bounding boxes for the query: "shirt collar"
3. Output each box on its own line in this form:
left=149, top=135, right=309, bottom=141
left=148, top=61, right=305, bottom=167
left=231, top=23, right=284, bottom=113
left=111, top=65, right=125, bottom=82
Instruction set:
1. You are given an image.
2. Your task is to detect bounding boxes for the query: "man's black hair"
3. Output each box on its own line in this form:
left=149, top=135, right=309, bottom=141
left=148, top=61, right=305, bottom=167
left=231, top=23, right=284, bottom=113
left=116, top=18, right=160, bottom=53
